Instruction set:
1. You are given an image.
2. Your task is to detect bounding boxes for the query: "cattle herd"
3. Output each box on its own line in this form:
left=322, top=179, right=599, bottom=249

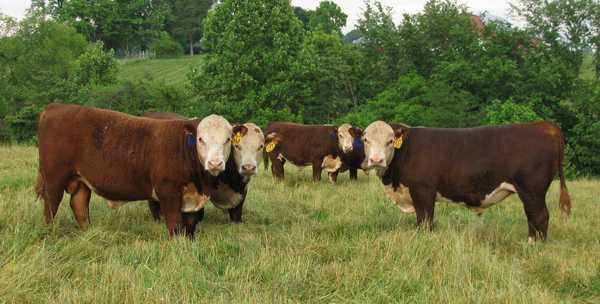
left=35, top=103, right=571, bottom=243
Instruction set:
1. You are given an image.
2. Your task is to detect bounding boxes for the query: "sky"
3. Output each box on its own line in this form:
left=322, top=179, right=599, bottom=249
left=1, top=0, right=517, bottom=31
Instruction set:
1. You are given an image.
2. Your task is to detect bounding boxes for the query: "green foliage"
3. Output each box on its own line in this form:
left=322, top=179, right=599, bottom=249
left=190, top=0, right=305, bottom=125
left=50, top=0, right=168, bottom=52
left=74, top=41, right=118, bottom=85
left=76, top=79, right=194, bottom=117
left=309, top=1, right=347, bottom=36
left=485, top=99, right=542, bottom=124
left=0, top=16, right=118, bottom=141
left=341, top=73, right=482, bottom=128
left=171, top=0, right=213, bottom=56
left=151, top=32, right=184, bottom=58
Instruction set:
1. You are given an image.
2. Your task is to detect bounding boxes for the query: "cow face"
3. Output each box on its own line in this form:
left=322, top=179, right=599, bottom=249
left=337, top=124, right=354, bottom=153
left=232, top=123, right=265, bottom=177
left=363, top=121, right=405, bottom=170
left=194, top=114, right=233, bottom=176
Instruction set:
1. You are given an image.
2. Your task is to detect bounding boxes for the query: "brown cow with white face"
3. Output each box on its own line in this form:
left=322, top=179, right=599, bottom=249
left=144, top=112, right=265, bottom=223
left=36, top=104, right=233, bottom=238
left=363, top=120, right=571, bottom=242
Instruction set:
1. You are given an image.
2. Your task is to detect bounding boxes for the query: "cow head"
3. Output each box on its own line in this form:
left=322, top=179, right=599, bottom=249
left=363, top=121, right=406, bottom=171
left=188, top=114, right=233, bottom=176
left=231, top=123, right=265, bottom=177
left=337, top=124, right=364, bottom=154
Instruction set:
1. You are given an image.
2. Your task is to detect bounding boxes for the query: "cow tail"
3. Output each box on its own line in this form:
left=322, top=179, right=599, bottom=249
left=558, top=131, right=571, bottom=219
left=263, top=149, right=270, bottom=171
left=35, top=169, right=45, bottom=202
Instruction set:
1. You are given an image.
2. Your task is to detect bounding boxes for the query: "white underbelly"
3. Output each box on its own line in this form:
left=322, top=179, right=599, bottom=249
left=382, top=182, right=517, bottom=214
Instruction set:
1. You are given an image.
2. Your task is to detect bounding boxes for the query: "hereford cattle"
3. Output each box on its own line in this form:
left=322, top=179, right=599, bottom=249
left=143, top=112, right=265, bottom=223
left=264, top=122, right=346, bottom=181
left=363, top=121, right=571, bottom=242
left=328, top=123, right=367, bottom=182
left=36, top=103, right=233, bottom=238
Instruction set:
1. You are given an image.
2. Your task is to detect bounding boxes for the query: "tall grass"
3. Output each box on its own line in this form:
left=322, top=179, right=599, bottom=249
left=0, top=145, right=598, bottom=303
left=117, top=56, right=203, bottom=86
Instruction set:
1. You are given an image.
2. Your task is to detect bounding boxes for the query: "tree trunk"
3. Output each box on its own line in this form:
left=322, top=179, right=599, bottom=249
left=188, top=33, right=194, bottom=56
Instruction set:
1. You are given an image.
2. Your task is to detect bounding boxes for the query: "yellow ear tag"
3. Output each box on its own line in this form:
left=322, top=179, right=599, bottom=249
left=265, top=142, right=276, bottom=153
left=232, top=132, right=243, bottom=144
left=393, top=137, right=403, bottom=149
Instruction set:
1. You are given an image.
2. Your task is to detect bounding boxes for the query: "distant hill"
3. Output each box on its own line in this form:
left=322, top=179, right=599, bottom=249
left=117, top=56, right=204, bottom=86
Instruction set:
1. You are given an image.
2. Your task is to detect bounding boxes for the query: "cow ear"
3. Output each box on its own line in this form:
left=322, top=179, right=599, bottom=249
left=349, top=127, right=363, bottom=138
left=329, top=127, right=338, bottom=139
left=232, top=125, right=248, bottom=144
left=393, top=128, right=408, bottom=149
left=232, top=125, right=248, bottom=136
left=184, top=119, right=199, bottom=147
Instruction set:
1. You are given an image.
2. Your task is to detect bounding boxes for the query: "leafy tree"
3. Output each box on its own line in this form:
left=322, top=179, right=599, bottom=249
left=485, top=99, right=542, bottom=124
left=190, top=0, right=305, bottom=125
left=151, top=31, right=184, bottom=57
left=293, top=6, right=312, bottom=31
left=511, top=0, right=600, bottom=77
left=309, top=1, right=347, bottom=36
left=172, top=0, right=213, bottom=56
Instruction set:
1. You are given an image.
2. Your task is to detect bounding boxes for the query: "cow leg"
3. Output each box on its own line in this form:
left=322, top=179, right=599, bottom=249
left=148, top=199, right=162, bottom=221
left=515, top=185, right=550, bottom=242
left=181, top=209, right=203, bottom=240
left=312, top=161, right=322, bottom=182
left=349, top=168, right=358, bottom=180
left=409, top=187, right=436, bottom=230
left=41, top=173, right=68, bottom=224
left=270, top=154, right=285, bottom=181
left=228, top=198, right=246, bottom=223
left=69, top=182, right=91, bottom=229
left=156, top=184, right=186, bottom=237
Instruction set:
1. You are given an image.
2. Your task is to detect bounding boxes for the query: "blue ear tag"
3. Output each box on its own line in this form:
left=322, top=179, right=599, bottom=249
left=186, top=134, right=196, bottom=147
left=353, top=137, right=364, bottom=151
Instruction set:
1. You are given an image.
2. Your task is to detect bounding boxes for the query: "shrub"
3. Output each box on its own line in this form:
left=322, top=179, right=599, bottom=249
left=485, top=99, right=542, bottom=124
left=74, top=41, right=118, bottom=86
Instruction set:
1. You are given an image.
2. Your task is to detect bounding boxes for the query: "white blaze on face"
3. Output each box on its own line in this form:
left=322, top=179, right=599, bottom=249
left=233, top=123, right=265, bottom=177
left=363, top=121, right=396, bottom=170
left=337, top=123, right=354, bottom=153
left=196, top=115, right=233, bottom=176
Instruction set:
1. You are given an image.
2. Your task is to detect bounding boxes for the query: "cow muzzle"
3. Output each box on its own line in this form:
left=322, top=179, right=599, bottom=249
left=240, top=164, right=257, bottom=176
left=207, top=159, right=225, bottom=175
left=367, top=156, right=386, bottom=169
left=342, top=145, right=353, bottom=153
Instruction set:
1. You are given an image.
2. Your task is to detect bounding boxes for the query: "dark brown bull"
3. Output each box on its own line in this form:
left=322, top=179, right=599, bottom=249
left=36, top=103, right=233, bottom=238
left=363, top=121, right=571, bottom=242
left=264, top=122, right=341, bottom=181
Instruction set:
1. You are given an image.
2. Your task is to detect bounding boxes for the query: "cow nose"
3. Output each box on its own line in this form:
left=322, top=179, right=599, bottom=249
left=208, top=159, right=223, bottom=170
left=242, top=164, right=256, bottom=174
left=369, top=156, right=384, bottom=166
left=343, top=145, right=352, bottom=153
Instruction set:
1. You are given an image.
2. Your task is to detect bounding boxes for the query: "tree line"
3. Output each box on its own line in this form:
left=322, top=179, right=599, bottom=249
left=1, top=0, right=599, bottom=176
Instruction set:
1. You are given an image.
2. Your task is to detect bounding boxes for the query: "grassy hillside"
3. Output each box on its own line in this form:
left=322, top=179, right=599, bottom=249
left=1, top=145, right=599, bottom=303
left=117, top=56, right=203, bottom=86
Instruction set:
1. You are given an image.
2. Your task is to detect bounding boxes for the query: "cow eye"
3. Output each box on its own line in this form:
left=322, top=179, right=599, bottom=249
left=226, top=138, right=231, bottom=143
left=387, top=140, right=393, bottom=146
left=258, top=144, right=264, bottom=151
left=198, top=137, right=203, bottom=143
left=363, top=138, right=368, bottom=143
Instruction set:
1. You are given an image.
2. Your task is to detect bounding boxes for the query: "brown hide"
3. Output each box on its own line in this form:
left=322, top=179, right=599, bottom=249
left=37, top=103, right=204, bottom=237
left=265, top=122, right=339, bottom=181
left=380, top=121, right=570, bottom=241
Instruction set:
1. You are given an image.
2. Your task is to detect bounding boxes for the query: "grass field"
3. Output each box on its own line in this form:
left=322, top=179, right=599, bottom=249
left=1, top=145, right=599, bottom=303
left=117, top=56, right=203, bottom=86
